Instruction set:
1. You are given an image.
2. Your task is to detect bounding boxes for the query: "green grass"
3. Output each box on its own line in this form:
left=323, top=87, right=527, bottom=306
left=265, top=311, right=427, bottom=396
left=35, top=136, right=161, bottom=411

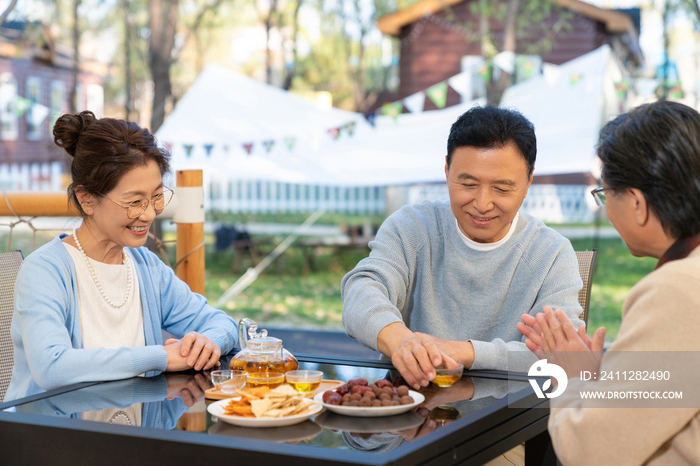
left=569, top=237, right=656, bottom=341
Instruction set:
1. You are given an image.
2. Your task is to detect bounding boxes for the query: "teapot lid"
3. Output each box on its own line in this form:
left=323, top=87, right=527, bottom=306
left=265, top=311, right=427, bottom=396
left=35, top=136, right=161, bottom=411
left=242, top=321, right=282, bottom=347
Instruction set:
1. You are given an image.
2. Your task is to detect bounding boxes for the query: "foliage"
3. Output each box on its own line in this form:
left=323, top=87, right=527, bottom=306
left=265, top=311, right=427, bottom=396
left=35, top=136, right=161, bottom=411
left=455, top=0, right=573, bottom=59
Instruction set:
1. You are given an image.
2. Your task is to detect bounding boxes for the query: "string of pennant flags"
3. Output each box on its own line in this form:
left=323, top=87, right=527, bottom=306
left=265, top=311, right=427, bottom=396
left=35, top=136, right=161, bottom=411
left=162, top=120, right=358, bottom=158
left=369, top=52, right=645, bottom=124
left=372, top=53, right=542, bottom=122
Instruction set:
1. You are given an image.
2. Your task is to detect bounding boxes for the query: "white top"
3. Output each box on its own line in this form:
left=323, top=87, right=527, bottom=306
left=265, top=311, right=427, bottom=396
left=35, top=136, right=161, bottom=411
left=64, top=243, right=145, bottom=350
left=64, top=242, right=145, bottom=426
left=456, top=212, right=520, bottom=251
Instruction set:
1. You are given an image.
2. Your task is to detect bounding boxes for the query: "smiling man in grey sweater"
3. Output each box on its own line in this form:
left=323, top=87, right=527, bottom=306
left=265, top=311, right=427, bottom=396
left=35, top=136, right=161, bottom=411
left=341, top=106, right=584, bottom=390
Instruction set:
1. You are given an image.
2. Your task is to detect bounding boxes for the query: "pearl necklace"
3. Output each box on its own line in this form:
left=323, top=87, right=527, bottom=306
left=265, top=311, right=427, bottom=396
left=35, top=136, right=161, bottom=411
left=73, top=229, right=132, bottom=309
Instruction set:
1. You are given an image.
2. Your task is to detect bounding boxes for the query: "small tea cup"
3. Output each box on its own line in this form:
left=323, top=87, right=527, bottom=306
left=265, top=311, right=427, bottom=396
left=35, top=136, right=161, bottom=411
left=211, top=370, right=248, bottom=394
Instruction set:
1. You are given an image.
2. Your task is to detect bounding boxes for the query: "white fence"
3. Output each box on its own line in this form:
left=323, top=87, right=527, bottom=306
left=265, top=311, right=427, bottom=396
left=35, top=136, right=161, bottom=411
left=0, top=162, right=64, bottom=192
left=407, top=183, right=599, bottom=224
left=5, top=164, right=597, bottom=221
left=202, top=178, right=388, bottom=215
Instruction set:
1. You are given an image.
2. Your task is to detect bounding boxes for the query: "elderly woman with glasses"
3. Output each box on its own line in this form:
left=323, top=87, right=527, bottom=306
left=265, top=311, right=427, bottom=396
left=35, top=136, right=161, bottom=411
left=5, top=111, right=237, bottom=402
left=518, top=101, right=700, bottom=465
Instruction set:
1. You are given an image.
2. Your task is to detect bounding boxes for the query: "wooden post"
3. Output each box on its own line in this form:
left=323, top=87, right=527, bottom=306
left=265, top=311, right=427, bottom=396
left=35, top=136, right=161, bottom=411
left=175, top=170, right=205, bottom=295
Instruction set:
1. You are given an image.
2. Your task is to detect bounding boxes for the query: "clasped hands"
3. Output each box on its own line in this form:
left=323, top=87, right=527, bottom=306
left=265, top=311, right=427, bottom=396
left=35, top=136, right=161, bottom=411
left=164, top=331, right=222, bottom=372
left=517, top=306, right=606, bottom=380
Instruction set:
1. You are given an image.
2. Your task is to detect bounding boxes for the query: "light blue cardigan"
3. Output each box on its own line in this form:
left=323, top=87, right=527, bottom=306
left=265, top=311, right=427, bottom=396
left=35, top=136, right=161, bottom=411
left=4, top=234, right=238, bottom=402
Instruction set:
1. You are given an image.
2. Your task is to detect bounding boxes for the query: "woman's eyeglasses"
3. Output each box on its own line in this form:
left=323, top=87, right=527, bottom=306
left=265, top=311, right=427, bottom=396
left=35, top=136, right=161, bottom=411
left=590, top=187, right=614, bottom=207
left=103, top=187, right=175, bottom=219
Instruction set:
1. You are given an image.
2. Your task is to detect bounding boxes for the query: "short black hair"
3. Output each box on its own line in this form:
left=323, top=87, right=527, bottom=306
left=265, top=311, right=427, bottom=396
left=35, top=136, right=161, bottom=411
left=446, top=105, right=537, bottom=177
left=597, top=100, right=700, bottom=239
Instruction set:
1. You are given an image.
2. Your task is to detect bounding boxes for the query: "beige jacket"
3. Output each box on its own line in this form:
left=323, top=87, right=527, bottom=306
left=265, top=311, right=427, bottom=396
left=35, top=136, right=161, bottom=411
left=549, top=247, right=700, bottom=466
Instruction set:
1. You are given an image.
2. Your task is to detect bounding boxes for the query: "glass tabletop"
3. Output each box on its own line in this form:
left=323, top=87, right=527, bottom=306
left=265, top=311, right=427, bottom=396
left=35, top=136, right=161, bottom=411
left=2, top=360, right=533, bottom=458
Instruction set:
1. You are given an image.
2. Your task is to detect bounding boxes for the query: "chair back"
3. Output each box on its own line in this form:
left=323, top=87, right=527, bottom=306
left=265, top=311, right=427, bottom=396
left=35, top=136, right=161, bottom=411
left=575, top=249, right=598, bottom=325
left=0, top=251, right=23, bottom=402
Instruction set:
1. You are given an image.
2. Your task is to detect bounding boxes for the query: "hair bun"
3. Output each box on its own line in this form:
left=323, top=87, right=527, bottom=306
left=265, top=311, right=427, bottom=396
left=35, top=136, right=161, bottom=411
left=52, top=110, right=97, bottom=157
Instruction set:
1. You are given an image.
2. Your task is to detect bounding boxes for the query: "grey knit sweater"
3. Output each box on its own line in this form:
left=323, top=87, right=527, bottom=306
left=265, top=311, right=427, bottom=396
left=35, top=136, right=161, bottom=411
left=341, top=200, right=583, bottom=371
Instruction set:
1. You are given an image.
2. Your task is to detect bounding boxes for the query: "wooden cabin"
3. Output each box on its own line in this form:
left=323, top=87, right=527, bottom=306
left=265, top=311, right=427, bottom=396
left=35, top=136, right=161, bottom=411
left=378, top=0, right=642, bottom=110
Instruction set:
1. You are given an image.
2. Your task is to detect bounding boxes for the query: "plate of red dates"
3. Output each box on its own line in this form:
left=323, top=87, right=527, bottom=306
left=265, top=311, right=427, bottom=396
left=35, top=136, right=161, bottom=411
left=313, top=378, right=424, bottom=417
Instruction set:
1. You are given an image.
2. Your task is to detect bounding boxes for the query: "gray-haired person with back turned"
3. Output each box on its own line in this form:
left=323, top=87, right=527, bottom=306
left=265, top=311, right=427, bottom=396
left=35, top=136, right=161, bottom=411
left=519, top=100, right=700, bottom=465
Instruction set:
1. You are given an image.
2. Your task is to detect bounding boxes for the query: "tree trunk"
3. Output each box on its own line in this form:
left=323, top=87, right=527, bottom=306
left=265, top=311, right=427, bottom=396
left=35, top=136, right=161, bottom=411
left=282, top=0, right=303, bottom=90
left=485, top=0, right=519, bottom=105
left=149, top=0, right=179, bottom=133
left=479, top=0, right=490, bottom=59
left=264, top=0, right=278, bottom=84
left=122, top=0, right=132, bottom=121
left=69, top=0, right=81, bottom=113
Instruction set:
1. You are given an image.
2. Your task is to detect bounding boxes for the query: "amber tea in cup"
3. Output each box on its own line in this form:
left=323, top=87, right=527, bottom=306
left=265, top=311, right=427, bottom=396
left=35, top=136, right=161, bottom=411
left=211, top=370, right=248, bottom=394
left=247, top=372, right=285, bottom=389
left=431, top=363, right=464, bottom=387
left=285, top=370, right=323, bottom=393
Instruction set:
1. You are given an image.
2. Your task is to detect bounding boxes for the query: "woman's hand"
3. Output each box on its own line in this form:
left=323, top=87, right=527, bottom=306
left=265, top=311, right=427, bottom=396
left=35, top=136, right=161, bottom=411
left=165, top=373, right=212, bottom=407
left=518, top=306, right=606, bottom=379
left=164, top=332, right=222, bottom=371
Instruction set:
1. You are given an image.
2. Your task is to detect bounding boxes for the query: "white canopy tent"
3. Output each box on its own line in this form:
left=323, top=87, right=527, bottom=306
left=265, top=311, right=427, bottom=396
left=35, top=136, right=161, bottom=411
left=157, top=46, right=629, bottom=219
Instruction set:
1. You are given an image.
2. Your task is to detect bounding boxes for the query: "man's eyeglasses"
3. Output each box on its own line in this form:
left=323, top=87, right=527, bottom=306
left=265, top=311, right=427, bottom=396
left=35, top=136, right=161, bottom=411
left=103, top=187, right=175, bottom=219
left=590, top=187, right=613, bottom=207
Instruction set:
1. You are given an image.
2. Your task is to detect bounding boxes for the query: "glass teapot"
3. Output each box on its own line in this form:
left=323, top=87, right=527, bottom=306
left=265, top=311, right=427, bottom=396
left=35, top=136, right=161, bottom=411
left=229, top=318, right=298, bottom=374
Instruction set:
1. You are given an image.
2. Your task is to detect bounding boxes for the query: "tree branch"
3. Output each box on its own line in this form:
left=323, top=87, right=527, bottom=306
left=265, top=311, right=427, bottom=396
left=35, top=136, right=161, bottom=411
left=0, top=0, right=19, bottom=27
left=172, top=0, right=224, bottom=62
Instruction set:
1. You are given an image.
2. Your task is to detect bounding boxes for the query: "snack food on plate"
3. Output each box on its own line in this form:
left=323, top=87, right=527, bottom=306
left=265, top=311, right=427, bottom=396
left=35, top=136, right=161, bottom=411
left=223, top=384, right=319, bottom=418
left=322, top=378, right=414, bottom=407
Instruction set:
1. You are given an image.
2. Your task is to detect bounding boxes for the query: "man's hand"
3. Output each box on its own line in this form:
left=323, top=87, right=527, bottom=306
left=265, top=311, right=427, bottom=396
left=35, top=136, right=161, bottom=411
left=518, top=306, right=606, bottom=379
left=377, top=323, right=460, bottom=390
left=421, top=333, right=475, bottom=370
left=164, top=332, right=222, bottom=372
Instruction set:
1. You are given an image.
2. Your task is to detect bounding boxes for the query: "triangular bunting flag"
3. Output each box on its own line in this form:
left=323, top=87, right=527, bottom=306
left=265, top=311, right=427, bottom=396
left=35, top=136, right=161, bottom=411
left=543, top=64, right=560, bottom=86
left=27, top=102, right=49, bottom=127
left=262, top=140, right=275, bottom=153
left=184, top=144, right=194, bottom=157
left=426, top=82, right=448, bottom=109
left=569, top=72, right=583, bottom=87
left=515, top=56, right=535, bottom=81
left=668, top=81, right=684, bottom=99
left=402, top=91, right=425, bottom=114
left=614, top=79, right=630, bottom=100
left=364, top=112, right=377, bottom=127
left=222, top=144, right=230, bottom=155
left=447, top=72, right=472, bottom=99
left=204, top=144, right=214, bottom=156
left=492, top=51, right=516, bottom=75
left=344, top=121, right=356, bottom=136
left=478, top=63, right=492, bottom=83
left=283, top=136, right=296, bottom=152
left=242, top=143, right=254, bottom=155
left=15, top=96, right=31, bottom=117
left=380, top=102, right=403, bottom=121
left=328, top=127, right=341, bottom=140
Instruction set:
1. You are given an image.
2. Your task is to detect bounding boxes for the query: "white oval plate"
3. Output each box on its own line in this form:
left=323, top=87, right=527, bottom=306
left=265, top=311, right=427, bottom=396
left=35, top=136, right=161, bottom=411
left=313, top=390, right=425, bottom=418
left=207, top=398, right=322, bottom=428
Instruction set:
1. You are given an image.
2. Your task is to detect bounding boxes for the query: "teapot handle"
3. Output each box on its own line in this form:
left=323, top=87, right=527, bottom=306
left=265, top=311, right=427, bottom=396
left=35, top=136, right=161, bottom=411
left=238, top=318, right=267, bottom=350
